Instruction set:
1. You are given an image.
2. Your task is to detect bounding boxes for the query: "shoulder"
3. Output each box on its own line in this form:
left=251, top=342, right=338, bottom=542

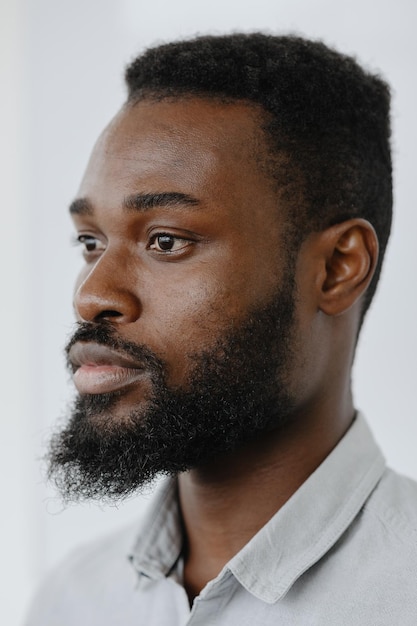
left=364, top=468, right=417, bottom=545
left=331, top=470, right=417, bottom=620
left=337, top=467, right=417, bottom=603
left=54, top=518, right=140, bottom=586
left=24, top=520, right=142, bottom=626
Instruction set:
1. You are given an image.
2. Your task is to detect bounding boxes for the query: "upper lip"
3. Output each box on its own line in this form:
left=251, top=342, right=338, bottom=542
left=68, top=342, right=143, bottom=371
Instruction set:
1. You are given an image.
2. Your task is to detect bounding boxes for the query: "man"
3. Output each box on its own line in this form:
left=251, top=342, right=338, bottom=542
left=26, top=33, right=417, bottom=624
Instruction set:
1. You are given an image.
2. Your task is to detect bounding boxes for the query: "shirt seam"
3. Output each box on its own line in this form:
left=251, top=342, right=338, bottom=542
left=362, top=501, right=417, bottom=549
left=234, top=450, right=385, bottom=602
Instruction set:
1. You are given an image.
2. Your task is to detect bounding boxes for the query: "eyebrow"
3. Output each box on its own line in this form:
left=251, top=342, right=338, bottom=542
left=69, top=198, right=94, bottom=216
left=123, top=192, right=200, bottom=212
left=69, top=192, right=201, bottom=216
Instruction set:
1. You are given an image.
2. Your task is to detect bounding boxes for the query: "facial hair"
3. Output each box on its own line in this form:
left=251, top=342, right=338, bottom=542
left=47, top=278, right=297, bottom=503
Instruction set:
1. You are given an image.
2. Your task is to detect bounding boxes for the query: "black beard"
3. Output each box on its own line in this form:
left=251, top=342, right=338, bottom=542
left=47, top=280, right=297, bottom=503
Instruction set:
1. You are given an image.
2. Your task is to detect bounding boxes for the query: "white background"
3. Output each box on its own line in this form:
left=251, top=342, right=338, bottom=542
left=1, top=1, right=416, bottom=624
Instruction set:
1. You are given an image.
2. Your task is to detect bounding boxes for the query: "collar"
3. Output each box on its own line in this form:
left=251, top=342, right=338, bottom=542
left=129, top=413, right=386, bottom=603
left=227, top=413, right=386, bottom=602
left=129, top=478, right=182, bottom=580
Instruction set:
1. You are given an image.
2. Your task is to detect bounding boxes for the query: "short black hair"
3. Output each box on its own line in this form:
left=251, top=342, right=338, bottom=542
left=125, top=33, right=392, bottom=317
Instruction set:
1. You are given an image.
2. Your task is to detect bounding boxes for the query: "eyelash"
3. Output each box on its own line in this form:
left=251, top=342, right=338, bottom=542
left=73, top=234, right=102, bottom=252
left=72, top=233, right=194, bottom=256
left=148, top=233, right=192, bottom=253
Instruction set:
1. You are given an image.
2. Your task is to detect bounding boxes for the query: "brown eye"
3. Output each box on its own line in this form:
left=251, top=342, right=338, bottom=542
left=78, top=236, right=97, bottom=251
left=77, top=235, right=106, bottom=255
left=156, top=235, right=175, bottom=251
left=149, top=233, right=192, bottom=254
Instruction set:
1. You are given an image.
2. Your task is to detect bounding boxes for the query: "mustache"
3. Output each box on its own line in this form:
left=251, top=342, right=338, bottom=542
left=65, top=322, right=165, bottom=376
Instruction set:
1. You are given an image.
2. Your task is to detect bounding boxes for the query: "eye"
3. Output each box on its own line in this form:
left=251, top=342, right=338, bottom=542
left=148, top=233, right=192, bottom=254
left=75, top=234, right=106, bottom=256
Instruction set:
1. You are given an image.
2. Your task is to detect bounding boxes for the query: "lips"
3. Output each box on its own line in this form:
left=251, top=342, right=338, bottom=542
left=68, top=342, right=146, bottom=395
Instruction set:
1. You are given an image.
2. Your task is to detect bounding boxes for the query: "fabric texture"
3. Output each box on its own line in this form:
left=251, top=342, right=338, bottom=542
left=25, top=414, right=417, bottom=625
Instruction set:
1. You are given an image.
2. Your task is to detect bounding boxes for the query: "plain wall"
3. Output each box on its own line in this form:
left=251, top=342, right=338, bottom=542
left=2, top=1, right=416, bottom=624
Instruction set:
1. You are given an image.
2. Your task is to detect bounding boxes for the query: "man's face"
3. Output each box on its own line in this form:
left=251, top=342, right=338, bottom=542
left=49, top=98, right=306, bottom=501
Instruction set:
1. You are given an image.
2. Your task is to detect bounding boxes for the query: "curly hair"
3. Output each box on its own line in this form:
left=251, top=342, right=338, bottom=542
left=125, top=33, right=392, bottom=317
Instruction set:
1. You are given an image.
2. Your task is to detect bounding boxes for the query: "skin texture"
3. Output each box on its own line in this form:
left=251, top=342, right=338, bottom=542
left=70, top=97, right=378, bottom=601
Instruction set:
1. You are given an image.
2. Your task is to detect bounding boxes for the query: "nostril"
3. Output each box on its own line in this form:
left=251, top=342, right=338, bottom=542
left=74, top=266, right=142, bottom=324
left=95, top=310, right=124, bottom=321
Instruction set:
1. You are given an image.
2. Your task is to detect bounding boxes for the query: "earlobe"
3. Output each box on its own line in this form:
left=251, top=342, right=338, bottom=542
left=318, top=219, right=379, bottom=316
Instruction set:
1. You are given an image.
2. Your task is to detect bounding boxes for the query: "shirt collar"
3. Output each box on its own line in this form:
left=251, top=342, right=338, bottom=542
left=227, top=413, right=386, bottom=602
left=129, top=478, right=182, bottom=580
left=129, top=413, right=386, bottom=603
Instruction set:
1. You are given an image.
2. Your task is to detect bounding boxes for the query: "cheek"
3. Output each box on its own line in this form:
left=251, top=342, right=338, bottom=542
left=138, top=275, right=240, bottom=384
left=145, top=275, right=227, bottom=339
left=140, top=248, right=283, bottom=345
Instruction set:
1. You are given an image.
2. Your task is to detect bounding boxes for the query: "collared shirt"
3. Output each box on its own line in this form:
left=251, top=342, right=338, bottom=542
left=25, top=414, right=417, bottom=625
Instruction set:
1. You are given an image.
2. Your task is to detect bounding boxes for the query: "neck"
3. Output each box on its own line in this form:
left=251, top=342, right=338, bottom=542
left=178, top=396, right=355, bottom=602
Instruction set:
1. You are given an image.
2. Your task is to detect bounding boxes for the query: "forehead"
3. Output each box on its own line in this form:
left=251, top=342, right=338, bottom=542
left=78, top=97, right=276, bottom=206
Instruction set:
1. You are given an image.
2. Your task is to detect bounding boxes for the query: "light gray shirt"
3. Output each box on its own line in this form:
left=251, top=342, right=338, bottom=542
left=26, top=414, right=417, bottom=625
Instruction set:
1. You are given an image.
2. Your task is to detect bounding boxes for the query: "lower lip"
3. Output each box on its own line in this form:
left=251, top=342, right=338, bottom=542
left=73, top=364, right=145, bottom=394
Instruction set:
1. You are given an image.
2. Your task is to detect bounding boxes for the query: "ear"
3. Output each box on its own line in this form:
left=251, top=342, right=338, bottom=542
left=317, top=219, right=379, bottom=316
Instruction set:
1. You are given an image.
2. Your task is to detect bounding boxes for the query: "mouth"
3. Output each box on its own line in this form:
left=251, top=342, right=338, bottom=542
left=69, top=342, right=146, bottom=395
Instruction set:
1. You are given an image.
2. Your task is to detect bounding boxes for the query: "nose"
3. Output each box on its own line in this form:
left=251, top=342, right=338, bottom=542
left=74, top=252, right=141, bottom=324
